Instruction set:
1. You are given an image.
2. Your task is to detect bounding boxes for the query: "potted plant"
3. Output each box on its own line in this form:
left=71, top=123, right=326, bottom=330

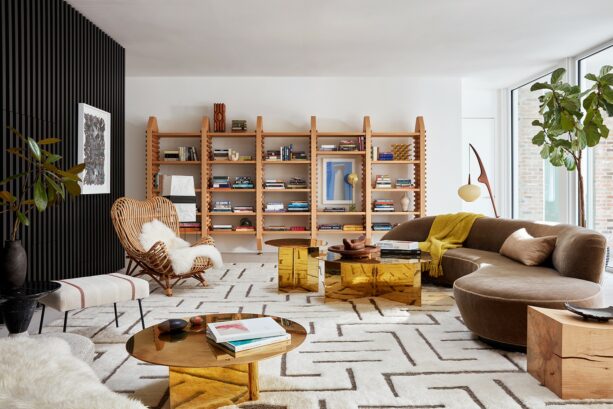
left=530, top=65, right=613, bottom=227
left=0, top=128, right=84, bottom=291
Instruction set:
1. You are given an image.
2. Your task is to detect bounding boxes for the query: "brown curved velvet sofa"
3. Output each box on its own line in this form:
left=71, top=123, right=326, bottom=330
left=382, top=216, right=606, bottom=347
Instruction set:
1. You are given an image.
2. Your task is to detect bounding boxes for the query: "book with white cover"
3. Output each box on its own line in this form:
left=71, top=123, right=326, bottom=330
left=207, top=332, right=291, bottom=352
left=207, top=317, right=286, bottom=343
left=377, top=240, right=419, bottom=251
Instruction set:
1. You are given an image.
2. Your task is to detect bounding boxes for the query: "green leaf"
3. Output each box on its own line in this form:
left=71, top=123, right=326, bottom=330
left=67, top=163, right=86, bottom=175
left=584, top=73, right=599, bottom=82
left=564, top=155, right=576, bottom=171
left=599, top=65, right=612, bottom=76
left=27, top=137, right=42, bottom=161
left=33, top=178, right=48, bottom=212
left=530, top=82, right=552, bottom=91
left=16, top=211, right=29, bottom=227
left=540, top=145, right=551, bottom=159
left=0, top=191, right=16, bottom=203
left=45, top=175, right=65, bottom=200
left=551, top=68, right=565, bottom=84
left=37, top=138, right=62, bottom=145
left=601, top=73, right=613, bottom=86
left=560, top=111, right=575, bottom=131
left=64, top=180, right=81, bottom=196
left=0, top=172, right=27, bottom=185
left=47, top=185, right=57, bottom=206
left=44, top=153, right=62, bottom=164
left=585, top=123, right=602, bottom=147
left=532, top=131, right=545, bottom=145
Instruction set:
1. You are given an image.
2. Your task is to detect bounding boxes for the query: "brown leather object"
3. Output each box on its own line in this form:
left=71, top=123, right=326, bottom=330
left=383, top=216, right=606, bottom=347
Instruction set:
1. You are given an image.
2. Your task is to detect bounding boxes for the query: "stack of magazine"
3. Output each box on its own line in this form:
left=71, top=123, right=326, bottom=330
left=206, top=317, right=290, bottom=356
left=377, top=240, right=421, bottom=258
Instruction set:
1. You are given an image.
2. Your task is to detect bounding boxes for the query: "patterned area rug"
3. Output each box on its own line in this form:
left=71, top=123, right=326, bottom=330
left=43, top=262, right=613, bottom=409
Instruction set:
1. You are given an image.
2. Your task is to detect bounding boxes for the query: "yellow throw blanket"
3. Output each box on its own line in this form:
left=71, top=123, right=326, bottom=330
left=419, top=212, right=483, bottom=277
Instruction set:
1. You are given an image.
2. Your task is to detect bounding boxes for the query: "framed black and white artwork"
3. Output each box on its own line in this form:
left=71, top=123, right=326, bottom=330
left=78, top=103, right=111, bottom=194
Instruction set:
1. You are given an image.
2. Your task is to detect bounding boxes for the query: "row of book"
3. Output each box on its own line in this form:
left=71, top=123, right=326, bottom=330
left=319, top=136, right=365, bottom=151
left=373, top=199, right=394, bottom=212
left=211, top=224, right=255, bottom=232
left=374, top=175, right=415, bottom=189
left=211, top=176, right=254, bottom=189
left=266, top=145, right=307, bottom=161
left=206, top=317, right=290, bottom=357
left=211, top=201, right=254, bottom=213
left=318, top=224, right=365, bottom=231
left=264, top=177, right=307, bottom=190
left=213, top=149, right=252, bottom=161
left=163, top=147, right=198, bottom=161
left=264, top=226, right=307, bottom=232
left=265, top=201, right=310, bottom=212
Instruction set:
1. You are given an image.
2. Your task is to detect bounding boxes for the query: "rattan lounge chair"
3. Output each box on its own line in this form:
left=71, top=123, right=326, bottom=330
left=111, top=196, right=214, bottom=296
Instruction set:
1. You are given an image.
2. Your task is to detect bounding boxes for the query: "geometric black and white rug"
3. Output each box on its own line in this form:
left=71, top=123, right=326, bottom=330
left=43, top=262, right=613, bottom=409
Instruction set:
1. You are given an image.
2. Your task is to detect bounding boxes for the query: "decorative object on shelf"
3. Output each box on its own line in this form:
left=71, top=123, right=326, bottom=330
left=0, top=128, right=84, bottom=291
left=400, top=192, right=411, bottom=212
left=346, top=172, right=359, bottom=211
left=214, top=103, right=226, bottom=132
left=78, top=103, right=111, bottom=194
left=391, top=143, right=409, bottom=160
left=158, top=319, right=189, bottom=334
left=530, top=66, right=613, bottom=227
left=328, top=235, right=380, bottom=259
left=322, top=158, right=355, bottom=205
left=458, top=143, right=499, bottom=218
left=240, top=218, right=253, bottom=227
left=231, top=120, right=247, bottom=132
left=564, top=303, right=613, bottom=322
left=228, top=149, right=240, bottom=161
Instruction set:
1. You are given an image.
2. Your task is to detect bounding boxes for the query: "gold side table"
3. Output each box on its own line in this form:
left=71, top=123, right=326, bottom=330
left=265, top=238, right=326, bottom=293
left=317, top=252, right=429, bottom=305
left=126, top=313, right=307, bottom=409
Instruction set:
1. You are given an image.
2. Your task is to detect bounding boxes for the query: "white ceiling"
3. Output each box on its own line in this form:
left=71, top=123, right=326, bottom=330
left=69, top=0, right=613, bottom=87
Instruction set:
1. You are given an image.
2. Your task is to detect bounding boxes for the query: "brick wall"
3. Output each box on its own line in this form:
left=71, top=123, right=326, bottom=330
left=592, top=116, right=613, bottom=260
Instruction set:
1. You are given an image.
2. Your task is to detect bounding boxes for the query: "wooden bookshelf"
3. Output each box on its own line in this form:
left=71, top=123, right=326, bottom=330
left=145, top=115, right=427, bottom=252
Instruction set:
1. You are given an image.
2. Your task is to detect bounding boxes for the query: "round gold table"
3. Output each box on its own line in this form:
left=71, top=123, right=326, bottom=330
left=265, top=238, right=327, bottom=292
left=316, top=252, right=431, bottom=305
left=126, top=313, right=307, bottom=408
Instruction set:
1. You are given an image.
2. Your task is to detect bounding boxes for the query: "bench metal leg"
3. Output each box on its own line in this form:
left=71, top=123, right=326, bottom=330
left=63, top=311, right=68, bottom=332
left=38, top=304, right=46, bottom=334
left=138, top=299, right=145, bottom=329
left=113, top=303, right=119, bottom=327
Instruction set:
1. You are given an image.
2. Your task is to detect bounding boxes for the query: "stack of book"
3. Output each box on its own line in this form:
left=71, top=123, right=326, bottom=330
left=212, top=201, right=232, bottom=212
left=213, top=149, right=229, bottom=160
left=212, top=224, right=233, bottom=231
left=375, top=175, right=392, bottom=189
left=338, top=140, right=357, bottom=151
left=372, top=222, right=393, bottom=231
left=343, top=224, right=364, bottom=231
left=287, top=201, right=309, bottom=212
left=233, top=205, right=254, bottom=213
left=320, top=144, right=336, bottom=151
left=279, top=145, right=293, bottom=161
left=323, top=207, right=346, bottom=212
left=180, top=222, right=201, bottom=231
left=373, top=199, right=395, bottom=212
left=287, top=177, right=307, bottom=189
left=377, top=240, right=421, bottom=258
left=319, top=223, right=342, bottom=231
left=265, top=179, right=285, bottom=189
left=291, top=151, right=307, bottom=160
left=231, top=120, right=247, bottom=132
left=289, top=226, right=307, bottom=231
left=266, top=226, right=288, bottom=231
left=265, top=202, right=285, bottom=212
left=163, top=150, right=179, bottom=161
left=396, top=178, right=414, bottom=188
left=378, top=151, right=394, bottom=161
left=233, top=176, right=254, bottom=189
left=212, top=176, right=230, bottom=188
left=235, top=224, right=255, bottom=232
left=357, top=136, right=365, bottom=151
left=177, top=146, right=198, bottom=161
left=266, top=150, right=281, bottom=161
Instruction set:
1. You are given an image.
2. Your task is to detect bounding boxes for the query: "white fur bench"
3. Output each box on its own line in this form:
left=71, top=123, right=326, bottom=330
left=38, top=273, right=149, bottom=333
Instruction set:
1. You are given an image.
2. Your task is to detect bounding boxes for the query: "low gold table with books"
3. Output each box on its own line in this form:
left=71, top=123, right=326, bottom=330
left=265, top=238, right=326, bottom=292
left=126, top=313, right=306, bottom=409
left=317, top=252, right=429, bottom=305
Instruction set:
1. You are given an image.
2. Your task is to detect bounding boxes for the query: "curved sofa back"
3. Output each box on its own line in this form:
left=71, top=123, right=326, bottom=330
left=382, top=216, right=606, bottom=284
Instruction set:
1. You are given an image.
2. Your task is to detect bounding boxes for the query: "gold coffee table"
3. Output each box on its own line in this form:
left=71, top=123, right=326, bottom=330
left=126, top=313, right=307, bottom=409
left=317, top=252, right=430, bottom=305
left=265, top=238, right=326, bottom=292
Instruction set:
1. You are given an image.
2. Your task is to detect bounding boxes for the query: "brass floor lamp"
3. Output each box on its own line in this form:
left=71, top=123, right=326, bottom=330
left=457, top=143, right=499, bottom=218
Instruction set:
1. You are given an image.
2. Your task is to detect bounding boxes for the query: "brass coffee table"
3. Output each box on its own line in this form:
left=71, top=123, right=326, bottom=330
left=265, top=238, right=326, bottom=292
left=126, top=313, right=306, bottom=409
left=317, top=252, right=430, bottom=305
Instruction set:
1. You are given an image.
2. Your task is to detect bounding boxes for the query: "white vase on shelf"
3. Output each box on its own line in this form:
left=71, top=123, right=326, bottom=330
left=400, top=192, right=411, bottom=212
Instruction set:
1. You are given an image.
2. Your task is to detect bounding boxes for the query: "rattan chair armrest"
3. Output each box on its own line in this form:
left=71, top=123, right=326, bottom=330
left=192, top=235, right=215, bottom=247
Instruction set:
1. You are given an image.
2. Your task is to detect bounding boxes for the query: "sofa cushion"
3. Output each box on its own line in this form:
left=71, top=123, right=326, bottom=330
left=499, top=228, right=557, bottom=266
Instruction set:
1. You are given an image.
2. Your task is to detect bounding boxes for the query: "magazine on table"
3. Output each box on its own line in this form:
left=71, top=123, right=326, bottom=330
left=207, top=331, right=291, bottom=353
left=207, top=317, right=287, bottom=343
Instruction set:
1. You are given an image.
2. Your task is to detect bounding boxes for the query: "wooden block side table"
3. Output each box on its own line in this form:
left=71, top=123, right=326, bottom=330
left=527, top=306, right=613, bottom=399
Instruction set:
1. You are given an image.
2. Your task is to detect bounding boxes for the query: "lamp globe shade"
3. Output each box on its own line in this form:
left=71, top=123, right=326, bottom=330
left=458, top=183, right=481, bottom=202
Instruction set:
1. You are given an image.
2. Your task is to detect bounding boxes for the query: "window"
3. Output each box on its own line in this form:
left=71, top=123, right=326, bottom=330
left=511, top=75, right=566, bottom=222
left=579, top=45, right=613, bottom=268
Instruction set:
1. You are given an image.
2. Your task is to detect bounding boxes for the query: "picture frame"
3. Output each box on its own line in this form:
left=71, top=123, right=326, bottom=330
left=78, top=103, right=111, bottom=194
left=322, top=158, right=355, bottom=205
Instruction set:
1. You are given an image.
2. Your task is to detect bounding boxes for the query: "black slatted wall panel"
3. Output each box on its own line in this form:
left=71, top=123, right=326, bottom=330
left=1, top=0, right=125, bottom=281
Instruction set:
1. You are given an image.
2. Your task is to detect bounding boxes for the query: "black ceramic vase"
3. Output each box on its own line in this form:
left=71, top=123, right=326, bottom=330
left=0, top=240, right=27, bottom=292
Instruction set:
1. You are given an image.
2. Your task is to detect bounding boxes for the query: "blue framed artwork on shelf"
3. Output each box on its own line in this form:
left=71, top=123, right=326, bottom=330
left=322, top=158, right=355, bottom=205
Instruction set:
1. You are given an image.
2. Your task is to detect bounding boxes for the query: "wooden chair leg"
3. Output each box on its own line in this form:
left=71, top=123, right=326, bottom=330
left=63, top=311, right=68, bottom=332
left=38, top=304, right=46, bottom=334
left=138, top=299, right=145, bottom=329
left=164, top=276, right=173, bottom=296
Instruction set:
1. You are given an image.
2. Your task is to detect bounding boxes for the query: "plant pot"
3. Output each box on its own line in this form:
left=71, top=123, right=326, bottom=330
left=0, top=240, right=27, bottom=291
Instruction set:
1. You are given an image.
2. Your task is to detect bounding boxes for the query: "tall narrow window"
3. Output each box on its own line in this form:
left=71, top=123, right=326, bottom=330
left=511, top=75, right=566, bottom=221
left=579, top=45, right=613, bottom=270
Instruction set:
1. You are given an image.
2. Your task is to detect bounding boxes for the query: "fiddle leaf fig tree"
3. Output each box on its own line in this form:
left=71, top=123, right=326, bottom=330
left=530, top=65, right=613, bottom=227
left=0, top=127, right=85, bottom=240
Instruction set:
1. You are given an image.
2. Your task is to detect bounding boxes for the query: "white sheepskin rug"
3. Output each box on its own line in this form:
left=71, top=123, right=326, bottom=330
left=0, top=336, right=146, bottom=409
left=139, top=219, right=223, bottom=273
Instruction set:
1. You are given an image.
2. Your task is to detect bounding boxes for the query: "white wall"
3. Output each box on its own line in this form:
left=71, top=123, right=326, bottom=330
left=125, top=77, right=463, bottom=251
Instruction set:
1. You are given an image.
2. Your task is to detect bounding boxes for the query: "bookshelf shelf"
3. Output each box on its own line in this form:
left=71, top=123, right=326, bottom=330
left=146, top=115, right=426, bottom=252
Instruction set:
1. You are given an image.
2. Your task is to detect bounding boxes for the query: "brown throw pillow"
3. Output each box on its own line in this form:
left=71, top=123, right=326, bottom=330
left=499, top=228, right=557, bottom=266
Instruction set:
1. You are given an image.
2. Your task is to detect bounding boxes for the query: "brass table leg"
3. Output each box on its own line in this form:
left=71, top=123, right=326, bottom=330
left=248, top=361, right=259, bottom=400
